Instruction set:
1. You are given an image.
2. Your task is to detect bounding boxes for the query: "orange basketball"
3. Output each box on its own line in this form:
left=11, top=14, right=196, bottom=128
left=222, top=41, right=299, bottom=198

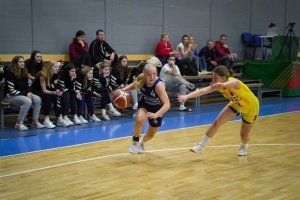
left=113, top=90, right=132, bottom=109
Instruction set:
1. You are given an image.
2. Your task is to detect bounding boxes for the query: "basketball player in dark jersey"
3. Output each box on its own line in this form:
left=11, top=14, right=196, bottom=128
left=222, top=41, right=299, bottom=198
left=122, top=63, right=170, bottom=154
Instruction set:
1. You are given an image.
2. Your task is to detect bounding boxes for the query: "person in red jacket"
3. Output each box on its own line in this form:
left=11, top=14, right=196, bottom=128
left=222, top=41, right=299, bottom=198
left=214, top=34, right=235, bottom=68
left=69, top=30, right=91, bottom=69
left=155, top=32, right=175, bottom=65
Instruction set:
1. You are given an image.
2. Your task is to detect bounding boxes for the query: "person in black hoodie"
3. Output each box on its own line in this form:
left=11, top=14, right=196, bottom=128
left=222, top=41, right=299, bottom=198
left=89, top=29, right=118, bottom=67
left=75, top=65, right=100, bottom=123
left=57, top=62, right=79, bottom=125
left=5, top=56, right=43, bottom=130
left=25, top=50, right=44, bottom=124
left=31, top=60, right=69, bottom=128
left=25, top=50, right=44, bottom=84
left=93, top=61, right=121, bottom=121
left=110, top=55, right=138, bottom=111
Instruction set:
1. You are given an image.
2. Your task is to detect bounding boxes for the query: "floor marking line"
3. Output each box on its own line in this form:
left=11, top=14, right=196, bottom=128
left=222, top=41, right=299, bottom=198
left=2, top=110, right=299, bottom=158
left=1, top=143, right=299, bottom=179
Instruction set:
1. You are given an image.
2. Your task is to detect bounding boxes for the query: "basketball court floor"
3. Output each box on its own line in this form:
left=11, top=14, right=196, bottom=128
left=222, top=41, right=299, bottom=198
left=0, top=97, right=300, bottom=199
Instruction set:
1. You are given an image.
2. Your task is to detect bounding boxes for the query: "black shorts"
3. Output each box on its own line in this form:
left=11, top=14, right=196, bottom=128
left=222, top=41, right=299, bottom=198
left=138, top=103, right=163, bottom=127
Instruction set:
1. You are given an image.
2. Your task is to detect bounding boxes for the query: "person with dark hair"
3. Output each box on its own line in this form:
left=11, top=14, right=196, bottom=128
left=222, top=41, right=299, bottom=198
left=110, top=55, right=139, bottom=111
left=24, top=50, right=44, bottom=124
left=57, top=62, right=82, bottom=125
left=198, top=40, right=217, bottom=72
left=178, top=65, right=259, bottom=156
left=5, top=56, right=43, bottom=130
left=89, top=29, right=118, bottom=67
left=25, top=50, right=44, bottom=83
left=69, top=30, right=91, bottom=69
left=214, top=34, right=235, bottom=68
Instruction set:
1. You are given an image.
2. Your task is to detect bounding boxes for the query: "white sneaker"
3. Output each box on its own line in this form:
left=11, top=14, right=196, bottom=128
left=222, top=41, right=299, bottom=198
left=31, top=121, right=44, bottom=129
left=57, top=118, right=69, bottom=127
left=64, top=116, right=74, bottom=126
left=238, top=144, right=248, bottom=156
left=73, top=115, right=81, bottom=125
left=138, top=142, right=145, bottom=154
left=79, top=116, right=88, bottom=124
left=128, top=141, right=139, bottom=154
left=109, top=108, right=121, bottom=116
left=90, top=114, right=101, bottom=122
left=102, top=114, right=110, bottom=121
left=15, top=122, right=28, bottom=131
left=43, top=119, right=56, bottom=129
left=191, top=144, right=205, bottom=153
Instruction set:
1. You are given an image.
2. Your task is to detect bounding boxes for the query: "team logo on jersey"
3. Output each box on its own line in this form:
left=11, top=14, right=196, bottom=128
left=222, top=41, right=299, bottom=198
left=153, top=119, right=158, bottom=124
left=150, top=90, right=156, bottom=97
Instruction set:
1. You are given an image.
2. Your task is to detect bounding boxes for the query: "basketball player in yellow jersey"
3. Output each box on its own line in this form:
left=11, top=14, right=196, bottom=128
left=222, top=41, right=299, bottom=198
left=178, top=65, right=259, bottom=156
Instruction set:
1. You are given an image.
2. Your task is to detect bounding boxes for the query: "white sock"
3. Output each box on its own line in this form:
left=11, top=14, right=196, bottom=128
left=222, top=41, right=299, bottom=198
left=108, top=103, right=114, bottom=110
left=101, top=109, right=106, bottom=116
left=199, top=135, right=210, bottom=148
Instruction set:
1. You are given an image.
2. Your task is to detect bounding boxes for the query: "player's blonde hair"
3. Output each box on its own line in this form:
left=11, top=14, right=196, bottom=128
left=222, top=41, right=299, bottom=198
left=134, top=63, right=157, bottom=89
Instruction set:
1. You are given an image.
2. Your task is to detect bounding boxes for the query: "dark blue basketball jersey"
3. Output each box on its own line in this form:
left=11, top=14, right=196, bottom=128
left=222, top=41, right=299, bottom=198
left=138, top=77, right=163, bottom=113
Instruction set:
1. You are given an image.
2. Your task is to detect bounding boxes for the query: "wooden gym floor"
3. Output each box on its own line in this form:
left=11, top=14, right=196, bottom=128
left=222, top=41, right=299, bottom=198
left=0, top=97, right=299, bottom=200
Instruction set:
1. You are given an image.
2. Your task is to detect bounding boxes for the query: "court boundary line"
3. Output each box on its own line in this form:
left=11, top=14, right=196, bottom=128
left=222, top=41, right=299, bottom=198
left=0, top=143, right=300, bottom=179
left=1, top=110, right=299, bottom=158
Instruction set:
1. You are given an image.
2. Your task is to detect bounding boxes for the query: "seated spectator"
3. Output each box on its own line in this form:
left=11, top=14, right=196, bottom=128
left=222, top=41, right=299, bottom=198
left=93, top=61, right=121, bottom=120
left=214, top=34, right=235, bottom=68
left=188, top=36, right=199, bottom=56
left=159, top=55, right=195, bottom=111
left=25, top=50, right=44, bottom=124
left=75, top=65, right=101, bottom=123
left=69, top=30, right=91, bottom=70
left=5, top=56, right=43, bottom=130
left=198, top=40, right=218, bottom=72
left=110, top=55, right=139, bottom=111
left=89, top=29, right=118, bottom=67
left=0, top=62, right=9, bottom=105
left=155, top=32, right=176, bottom=65
left=25, top=50, right=44, bottom=85
left=57, top=62, right=80, bottom=125
left=175, top=34, right=199, bottom=76
left=31, top=61, right=69, bottom=128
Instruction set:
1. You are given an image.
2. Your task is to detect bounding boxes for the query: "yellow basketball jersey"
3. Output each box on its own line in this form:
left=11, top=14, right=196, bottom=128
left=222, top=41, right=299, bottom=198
left=217, top=77, right=259, bottom=114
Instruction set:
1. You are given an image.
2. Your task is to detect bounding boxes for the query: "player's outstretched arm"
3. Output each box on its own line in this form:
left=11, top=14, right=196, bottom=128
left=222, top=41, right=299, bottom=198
left=121, top=82, right=135, bottom=92
left=178, top=85, right=215, bottom=104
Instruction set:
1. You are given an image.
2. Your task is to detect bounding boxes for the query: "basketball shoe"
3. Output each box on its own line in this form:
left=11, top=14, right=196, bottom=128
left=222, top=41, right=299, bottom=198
left=191, top=144, right=205, bottom=153
left=238, top=144, right=248, bottom=156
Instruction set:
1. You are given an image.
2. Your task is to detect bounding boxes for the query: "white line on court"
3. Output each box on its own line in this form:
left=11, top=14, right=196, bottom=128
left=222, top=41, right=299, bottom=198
left=1, top=110, right=299, bottom=159
left=0, top=143, right=299, bottom=179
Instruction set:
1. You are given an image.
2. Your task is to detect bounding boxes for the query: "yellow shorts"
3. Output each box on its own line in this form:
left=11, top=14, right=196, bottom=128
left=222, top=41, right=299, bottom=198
left=228, top=100, right=259, bottom=124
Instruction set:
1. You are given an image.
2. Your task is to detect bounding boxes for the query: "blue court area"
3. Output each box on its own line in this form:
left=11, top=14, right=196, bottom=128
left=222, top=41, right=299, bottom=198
left=1, top=97, right=300, bottom=157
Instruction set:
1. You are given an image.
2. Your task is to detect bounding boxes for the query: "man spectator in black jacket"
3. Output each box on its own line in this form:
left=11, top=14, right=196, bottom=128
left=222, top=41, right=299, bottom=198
left=198, top=40, right=217, bottom=73
left=89, top=29, right=118, bottom=67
